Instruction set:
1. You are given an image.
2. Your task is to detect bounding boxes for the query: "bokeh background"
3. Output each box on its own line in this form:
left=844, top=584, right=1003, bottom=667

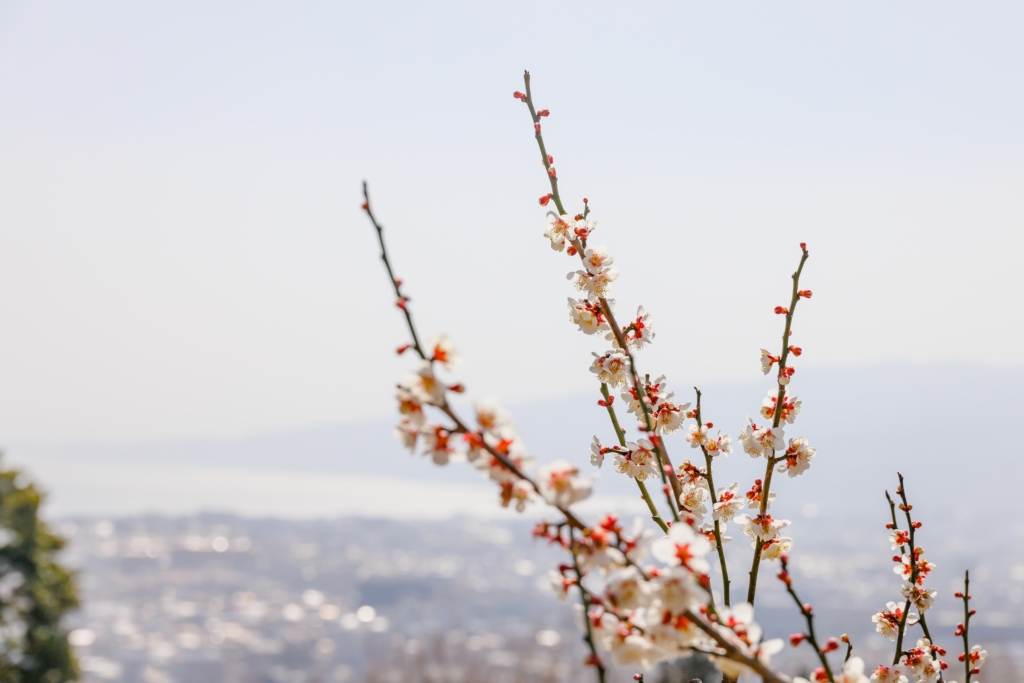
left=1, top=2, right=1022, bottom=681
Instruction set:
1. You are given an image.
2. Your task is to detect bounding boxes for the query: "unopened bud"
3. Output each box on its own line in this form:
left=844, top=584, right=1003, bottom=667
left=774, top=306, right=789, bottom=315
left=789, top=345, right=802, bottom=356
left=567, top=245, right=578, bottom=256
left=448, top=383, right=465, bottom=394
left=537, top=109, right=550, bottom=117
left=789, top=633, right=807, bottom=647
left=361, top=202, right=369, bottom=211
left=800, top=242, right=807, bottom=250
left=547, top=154, right=554, bottom=164
left=396, top=298, right=408, bottom=311
left=512, top=91, right=527, bottom=101
left=798, top=289, right=813, bottom=298
left=539, top=194, right=552, bottom=206
left=396, top=344, right=412, bottom=355
left=705, top=422, right=713, bottom=428
left=534, top=123, right=541, bottom=133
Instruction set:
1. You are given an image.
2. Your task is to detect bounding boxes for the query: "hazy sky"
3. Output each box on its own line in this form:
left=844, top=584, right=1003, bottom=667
left=1, top=2, right=1022, bottom=444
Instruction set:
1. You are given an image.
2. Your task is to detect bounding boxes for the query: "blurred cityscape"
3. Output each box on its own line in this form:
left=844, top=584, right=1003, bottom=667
left=58, top=514, right=1024, bottom=683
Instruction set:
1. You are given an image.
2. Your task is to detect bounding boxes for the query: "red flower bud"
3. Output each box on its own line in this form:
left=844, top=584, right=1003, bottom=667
left=512, top=91, right=527, bottom=101
left=798, top=289, right=813, bottom=298
left=537, top=109, right=550, bottom=117
left=548, top=167, right=557, bottom=177
left=789, top=633, right=807, bottom=647
left=567, top=245, right=578, bottom=256
left=775, top=306, right=789, bottom=315
left=396, top=344, right=412, bottom=355
left=789, top=345, right=802, bottom=356
left=547, top=154, right=554, bottom=165
left=396, top=298, right=407, bottom=311
left=534, top=123, right=541, bottom=133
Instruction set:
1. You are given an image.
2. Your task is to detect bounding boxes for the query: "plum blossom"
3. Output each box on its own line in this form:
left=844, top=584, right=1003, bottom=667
left=572, top=215, right=597, bottom=241
left=537, top=459, right=593, bottom=508
left=648, top=566, right=707, bottom=612
left=872, top=601, right=919, bottom=640
left=589, top=436, right=607, bottom=468
left=590, top=351, right=630, bottom=387
left=900, top=582, right=937, bottom=612
left=759, top=537, right=792, bottom=561
left=652, top=400, right=687, bottom=434
left=739, top=419, right=785, bottom=458
left=500, top=479, right=534, bottom=513
left=642, top=600, right=703, bottom=653
left=777, top=437, right=816, bottom=477
left=796, top=657, right=870, bottom=683
left=543, top=212, right=572, bottom=251
left=894, top=549, right=936, bottom=584
left=474, top=398, right=513, bottom=434
left=761, top=388, right=802, bottom=424
left=869, top=666, right=908, bottom=683
left=567, top=297, right=610, bottom=335
left=406, top=361, right=446, bottom=405
left=713, top=484, right=745, bottom=523
left=684, top=424, right=708, bottom=449
left=603, top=566, right=650, bottom=610
left=421, top=425, right=453, bottom=465
left=966, top=644, right=987, bottom=672
left=901, top=638, right=943, bottom=683
left=760, top=348, right=780, bottom=374
left=396, top=385, right=426, bottom=426
left=568, top=266, right=619, bottom=300
left=678, top=483, right=709, bottom=525
left=394, top=420, right=419, bottom=451
left=476, top=429, right=534, bottom=484
left=651, top=522, right=712, bottom=574
left=745, top=479, right=776, bottom=510
left=705, top=431, right=733, bottom=457
left=428, top=335, right=460, bottom=371
left=735, top=514, right=790, bottom=545
left=549, top=570, right=575, bottom=601
left=582, top=245, right=614, bottom=275
left=610, top=306, right=655, bottom=351
left=612, top=439, right=660, bottom=481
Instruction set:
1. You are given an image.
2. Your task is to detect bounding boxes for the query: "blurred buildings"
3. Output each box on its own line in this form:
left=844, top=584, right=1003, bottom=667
left=58, top=514, right=1024, bottom=683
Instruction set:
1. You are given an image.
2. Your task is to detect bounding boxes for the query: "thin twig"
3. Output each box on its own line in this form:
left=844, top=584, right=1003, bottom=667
left=694, top=387, right=731, bottom=606
left=778, top=555, right=835, bottom=683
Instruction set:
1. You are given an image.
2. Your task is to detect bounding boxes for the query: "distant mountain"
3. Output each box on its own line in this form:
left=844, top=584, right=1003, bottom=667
left=6, top=363, right=1022, bottom=529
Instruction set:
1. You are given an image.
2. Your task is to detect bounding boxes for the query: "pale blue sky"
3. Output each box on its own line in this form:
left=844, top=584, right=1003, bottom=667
left=1, top=2, right=1022, bottom=443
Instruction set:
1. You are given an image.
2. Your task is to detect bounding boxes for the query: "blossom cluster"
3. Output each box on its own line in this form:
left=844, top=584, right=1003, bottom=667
left=362, top=74, right=986, bottom=683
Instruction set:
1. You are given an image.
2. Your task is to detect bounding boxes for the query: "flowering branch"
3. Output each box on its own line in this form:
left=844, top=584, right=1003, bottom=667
left=681, top=607, right=792, bottom=683
left=890, top=475, right=922, bottom=664
left=362, top=183, right=589, bottom=531
left=570, top=529, right=608, bottom=683
left=600, top=383, right=670, bottom=534
left=518, top=71, right=684, bottom=518
left=778, top=554, right=836, bottom=683
left=746, top=245, right=810, bottom=607
left=954, top=571, right=983, bottom=683
left=694, top=388, right=730, bottom=606
left=363, top=182, right=426, bottom=358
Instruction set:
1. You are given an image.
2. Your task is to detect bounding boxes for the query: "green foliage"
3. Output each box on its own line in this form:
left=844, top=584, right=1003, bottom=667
left=0, top=456, right=79, bottom=682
